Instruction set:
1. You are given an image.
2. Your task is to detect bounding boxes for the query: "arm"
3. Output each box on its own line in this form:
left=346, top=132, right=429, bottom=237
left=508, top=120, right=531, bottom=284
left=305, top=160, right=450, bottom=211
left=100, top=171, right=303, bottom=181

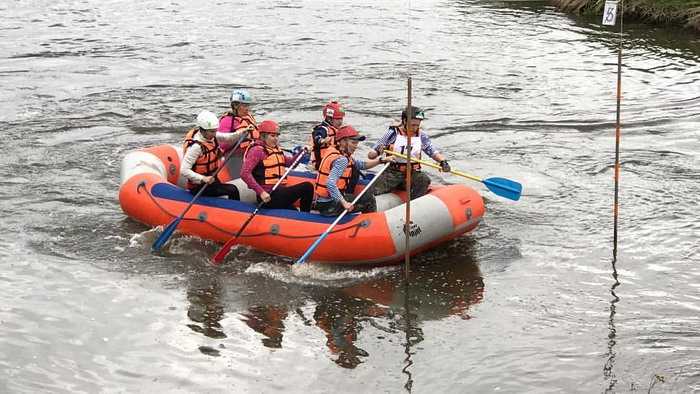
left=240, top=146, right=266, bottom=196
left=216, top=129, right=246, bottom=144
left=312, top=125, right=328, bottom=146
left=368, top=127, right=396, bottom=159
left=355, top=156, right=389, bottom=170
left=421, top=132, right=449, bottom=171
left=420, top=132, right=445, bottom=162
left=180, top=144, right=207, bottom=184
left=326, top=157, right=350, bottom=204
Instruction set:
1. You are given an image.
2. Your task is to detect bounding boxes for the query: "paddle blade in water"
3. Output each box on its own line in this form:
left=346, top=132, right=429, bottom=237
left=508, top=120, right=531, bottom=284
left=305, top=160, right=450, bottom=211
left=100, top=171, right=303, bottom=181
left=211, top=240, right=236, bottom=265
left=483, top=177, right=522, bottom=201
left=152, top=218, right=180, bottom=252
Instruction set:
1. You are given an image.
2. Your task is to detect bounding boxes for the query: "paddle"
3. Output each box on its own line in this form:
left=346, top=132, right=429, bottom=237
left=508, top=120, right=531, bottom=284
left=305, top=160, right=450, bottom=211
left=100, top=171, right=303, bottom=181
left=151, top=127, right=251, bottom=253
left=385, top=150, right=522, bottom=201
left=211, top=148, right=308, bottom=265
left=294, top=162, right=392, bottom=265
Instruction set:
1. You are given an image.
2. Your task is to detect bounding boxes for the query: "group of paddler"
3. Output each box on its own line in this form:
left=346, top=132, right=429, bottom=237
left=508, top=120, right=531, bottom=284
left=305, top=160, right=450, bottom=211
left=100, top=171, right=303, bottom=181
left=181, top=88, right=452, bottom=216
left=152, top=88, right=522, bottom=260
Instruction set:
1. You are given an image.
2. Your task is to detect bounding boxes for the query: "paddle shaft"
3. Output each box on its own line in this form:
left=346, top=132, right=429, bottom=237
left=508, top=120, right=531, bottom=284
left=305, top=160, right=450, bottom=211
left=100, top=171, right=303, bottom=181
left=384, top=149, right=522, bottom=200
left=294, top=162, right=391, bottom=265
left=175, top=129, right=250, bottom=218
left=385, top=149, right=482, bottom=182
left=212, top=149, right=307, bottom=264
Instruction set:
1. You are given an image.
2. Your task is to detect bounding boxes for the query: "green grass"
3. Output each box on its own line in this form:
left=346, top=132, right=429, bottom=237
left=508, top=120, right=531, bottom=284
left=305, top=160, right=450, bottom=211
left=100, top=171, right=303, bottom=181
left=553, top=0, right=700, bottom=30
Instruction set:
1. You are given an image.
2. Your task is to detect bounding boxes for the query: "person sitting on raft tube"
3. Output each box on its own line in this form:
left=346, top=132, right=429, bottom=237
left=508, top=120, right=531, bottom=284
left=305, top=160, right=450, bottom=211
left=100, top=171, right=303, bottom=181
left=314, top=125, right=393, bottom=216
left=367, top=106, right=450, bottom=199
left=310, top=100, right=345, bottom=171
left=240, top=120, right=314, bottom=212
left=180, top=110, right=242, bottom=200
left=218, top=88, right=259, bottom=152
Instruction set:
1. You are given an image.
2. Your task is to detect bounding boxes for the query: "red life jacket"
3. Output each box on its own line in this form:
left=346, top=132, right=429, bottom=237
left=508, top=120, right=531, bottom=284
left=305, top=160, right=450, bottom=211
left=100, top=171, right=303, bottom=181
left=183, top=128, right=221, bottom=189
left=244, top=141, right=287, bottom=186
left=314, top=146, right=355, bottom=198
left=220, top=111, right=260, bottom=151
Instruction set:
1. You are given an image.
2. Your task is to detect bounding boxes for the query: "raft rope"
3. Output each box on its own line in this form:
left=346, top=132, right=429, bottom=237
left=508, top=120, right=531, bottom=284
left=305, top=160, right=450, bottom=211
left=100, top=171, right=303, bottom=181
left=137, top=182, right=368, bottom=240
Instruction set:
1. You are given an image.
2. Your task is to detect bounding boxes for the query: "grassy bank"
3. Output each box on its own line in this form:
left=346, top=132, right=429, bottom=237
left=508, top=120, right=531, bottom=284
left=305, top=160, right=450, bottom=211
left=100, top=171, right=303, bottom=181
left=552, top=0, right=700, bottom=31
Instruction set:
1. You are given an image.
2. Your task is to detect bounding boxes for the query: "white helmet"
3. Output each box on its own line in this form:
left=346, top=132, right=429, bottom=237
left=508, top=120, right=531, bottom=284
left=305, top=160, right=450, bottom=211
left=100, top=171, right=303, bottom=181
left=196, top=110, right=219, bottom=130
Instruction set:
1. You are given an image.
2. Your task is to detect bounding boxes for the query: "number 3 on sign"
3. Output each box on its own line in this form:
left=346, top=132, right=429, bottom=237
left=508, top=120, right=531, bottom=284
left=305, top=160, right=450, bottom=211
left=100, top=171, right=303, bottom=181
left=602, top=0, right=618, bottom=26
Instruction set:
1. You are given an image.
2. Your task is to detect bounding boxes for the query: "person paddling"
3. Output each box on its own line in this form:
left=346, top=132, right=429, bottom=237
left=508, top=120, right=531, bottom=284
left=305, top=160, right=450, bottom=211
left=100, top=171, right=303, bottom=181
left=240, top=120, right=314, bottom=212
left=368, top=106, right=450, bottom=199
left=314, top=125, right=393, bottom=216
left=218, top=88, right=259, bottom=152
left=311, top=100, right=345, bottom=170
left=180, top=110, right=243, bottom=200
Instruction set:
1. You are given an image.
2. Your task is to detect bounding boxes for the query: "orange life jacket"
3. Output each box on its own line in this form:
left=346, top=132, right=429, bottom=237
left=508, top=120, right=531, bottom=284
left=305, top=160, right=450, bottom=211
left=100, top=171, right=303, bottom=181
left=183, top=128, right=221, bottom=189
left=315, top=147, right=355, bottom=198
left=245, top=141, right=287, bottom=186
left=388, top=125, right=421, bottom=172
left=221, top=111, right=260, bottom=150
left=311, top=123, right=338, bottom=170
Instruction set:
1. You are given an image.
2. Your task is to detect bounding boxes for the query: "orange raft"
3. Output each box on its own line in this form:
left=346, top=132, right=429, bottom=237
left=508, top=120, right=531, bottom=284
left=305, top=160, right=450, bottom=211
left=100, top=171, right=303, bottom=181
left=119, top=144, right=485, bottom=265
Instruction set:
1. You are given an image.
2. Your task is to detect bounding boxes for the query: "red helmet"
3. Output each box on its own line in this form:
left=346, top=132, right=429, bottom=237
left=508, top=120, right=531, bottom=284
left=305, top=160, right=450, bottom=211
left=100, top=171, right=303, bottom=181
left=258, top=120, right=280, bottom=135
left=335, top=125, right=366, bottom=141
left=322, top=101, right=345, bottom=120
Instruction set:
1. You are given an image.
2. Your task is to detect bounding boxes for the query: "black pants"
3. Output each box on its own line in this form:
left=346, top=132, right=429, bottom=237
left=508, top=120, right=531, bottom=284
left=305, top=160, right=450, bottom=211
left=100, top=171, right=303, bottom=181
left=258, top=182, right=314, bottom=212
left=190, top=180, right=240, bottom=200
left=315, top=191, right=377, bottom=217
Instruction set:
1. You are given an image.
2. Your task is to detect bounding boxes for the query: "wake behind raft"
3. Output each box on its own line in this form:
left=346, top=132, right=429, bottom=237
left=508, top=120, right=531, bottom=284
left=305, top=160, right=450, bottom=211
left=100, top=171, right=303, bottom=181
left=119, top=144, right=485, bottom=265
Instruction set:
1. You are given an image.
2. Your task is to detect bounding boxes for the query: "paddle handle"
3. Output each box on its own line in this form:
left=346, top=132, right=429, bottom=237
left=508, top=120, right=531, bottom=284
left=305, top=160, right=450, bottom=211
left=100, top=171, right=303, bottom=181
left=211, top=147, right=307, bottom=264
left=295, top=162, right=391, bottom=265
left=384, top=149, right=482, bottom=182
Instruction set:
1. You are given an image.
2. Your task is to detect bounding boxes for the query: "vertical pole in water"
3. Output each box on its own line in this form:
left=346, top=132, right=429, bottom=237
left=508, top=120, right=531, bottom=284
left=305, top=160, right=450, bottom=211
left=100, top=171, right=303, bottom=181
left=405, top=78, right=413, bottom=276
left=602, top=0, right=623, bottom=260
left=612, top=1, right=623, bottom=260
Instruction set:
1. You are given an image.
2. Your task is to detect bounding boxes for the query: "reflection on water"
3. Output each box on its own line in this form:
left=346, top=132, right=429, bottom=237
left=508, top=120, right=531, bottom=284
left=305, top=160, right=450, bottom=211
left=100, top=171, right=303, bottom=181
left=604, top=258, right=620, bottom=393
left=186, top=273, right=226, bottom=340
left=182, top=248, right=484, bottom=370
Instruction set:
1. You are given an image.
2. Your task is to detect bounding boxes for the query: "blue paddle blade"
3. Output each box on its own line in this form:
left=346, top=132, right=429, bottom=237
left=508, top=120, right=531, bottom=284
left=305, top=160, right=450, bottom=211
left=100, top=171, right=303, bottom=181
left=152, top=218, right=180, bottom=252
left=483, top=177, right=522, bottom=201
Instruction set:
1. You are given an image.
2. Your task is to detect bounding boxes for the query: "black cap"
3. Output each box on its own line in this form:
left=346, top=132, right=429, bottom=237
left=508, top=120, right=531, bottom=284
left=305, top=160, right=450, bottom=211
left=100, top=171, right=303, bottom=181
left=401, top=106, right=426, bottom=122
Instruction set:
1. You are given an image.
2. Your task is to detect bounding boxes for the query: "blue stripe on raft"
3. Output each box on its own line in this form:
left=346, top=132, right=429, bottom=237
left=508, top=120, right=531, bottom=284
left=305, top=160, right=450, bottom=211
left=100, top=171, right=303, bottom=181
left=151, top=183, right=356, bottom=224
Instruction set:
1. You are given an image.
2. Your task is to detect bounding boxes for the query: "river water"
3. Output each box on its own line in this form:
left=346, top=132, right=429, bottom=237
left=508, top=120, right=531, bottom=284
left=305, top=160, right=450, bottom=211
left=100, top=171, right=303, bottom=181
left=1, top=0, right=698, bottom=392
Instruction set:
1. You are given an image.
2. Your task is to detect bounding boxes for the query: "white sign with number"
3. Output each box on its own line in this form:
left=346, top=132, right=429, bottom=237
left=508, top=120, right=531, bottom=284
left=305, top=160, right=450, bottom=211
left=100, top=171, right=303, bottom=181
left=602, top=0, right=618, bottom=26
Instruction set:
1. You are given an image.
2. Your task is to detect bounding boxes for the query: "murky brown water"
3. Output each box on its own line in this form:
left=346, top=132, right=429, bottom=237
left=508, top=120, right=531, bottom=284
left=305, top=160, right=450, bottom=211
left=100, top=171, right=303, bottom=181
left=1, top=0, right=698, bottom=392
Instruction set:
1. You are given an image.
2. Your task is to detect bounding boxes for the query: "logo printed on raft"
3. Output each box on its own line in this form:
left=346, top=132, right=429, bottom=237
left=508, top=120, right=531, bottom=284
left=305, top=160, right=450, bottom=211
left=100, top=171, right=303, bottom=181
left=403, top=221, right=422, bottom=238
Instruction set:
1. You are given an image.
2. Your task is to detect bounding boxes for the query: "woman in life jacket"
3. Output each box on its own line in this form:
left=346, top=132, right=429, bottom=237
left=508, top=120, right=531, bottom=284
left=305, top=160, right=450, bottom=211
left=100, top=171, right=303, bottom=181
left=180, top=110, right=242, bottom=200
left=367, top=106, right=451, bottom=199
left=310, top=100, right=345, bottom=171
left=240, top=120, right=314, bottom=212
left=314, top=125, right=393, bottom=216
left=218, top=88, right=260, bottom=152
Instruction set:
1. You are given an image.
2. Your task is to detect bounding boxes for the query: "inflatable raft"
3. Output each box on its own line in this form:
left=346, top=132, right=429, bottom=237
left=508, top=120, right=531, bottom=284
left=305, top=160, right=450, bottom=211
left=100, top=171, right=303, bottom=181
left=119, top=145, right=485, bottom=265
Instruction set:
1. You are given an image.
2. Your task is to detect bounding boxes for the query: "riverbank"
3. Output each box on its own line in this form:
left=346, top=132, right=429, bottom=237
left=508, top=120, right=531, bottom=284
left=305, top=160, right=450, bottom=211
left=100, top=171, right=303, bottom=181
left=552, top=0, right=700, bottom=31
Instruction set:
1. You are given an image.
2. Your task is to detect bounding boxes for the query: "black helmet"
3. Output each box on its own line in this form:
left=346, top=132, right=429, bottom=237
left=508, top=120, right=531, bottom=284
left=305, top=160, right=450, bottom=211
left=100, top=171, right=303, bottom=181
left=401, top=106, right=426, bottom=122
